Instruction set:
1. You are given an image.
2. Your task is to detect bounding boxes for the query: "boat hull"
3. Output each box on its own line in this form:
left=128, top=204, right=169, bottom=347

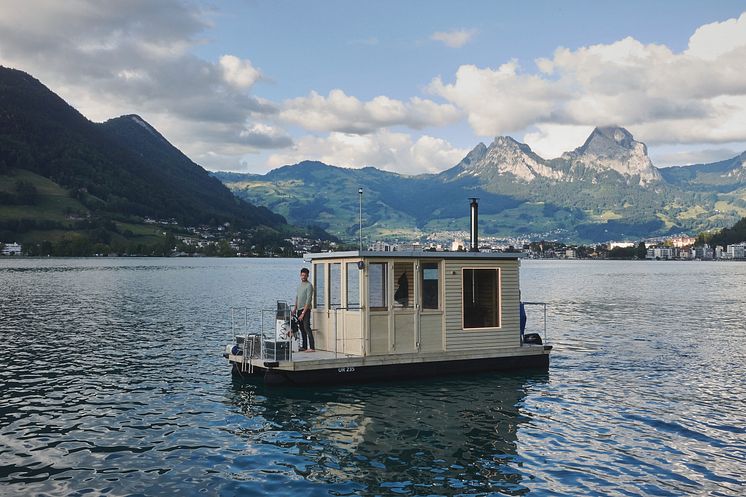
left=231, top=349, right=550, bottom=386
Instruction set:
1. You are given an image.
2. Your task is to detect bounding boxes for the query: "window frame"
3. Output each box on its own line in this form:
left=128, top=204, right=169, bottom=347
left=313, top=263, right=325, bottom=309
left=420, top=261, right=441, bottom=311
left=368, top=262, right=388, bottom=311
left=393, top=261, right=414, bottom=309
left=345, top=261, right=361, bottom=309
left=329, top=262, right=341, bottom=309
left=461, top=267, right=502, bottom=330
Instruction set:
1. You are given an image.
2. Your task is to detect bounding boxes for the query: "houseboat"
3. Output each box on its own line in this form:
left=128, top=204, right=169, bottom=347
left=224, top=200, right=552, bottom=385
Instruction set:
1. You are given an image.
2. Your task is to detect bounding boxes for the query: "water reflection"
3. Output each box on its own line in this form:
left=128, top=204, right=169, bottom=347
left=227, top=372, right=548, bottom=495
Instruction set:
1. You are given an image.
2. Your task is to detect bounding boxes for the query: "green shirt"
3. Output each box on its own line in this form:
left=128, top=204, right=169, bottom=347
left=296, top=281, right=314, bottom=310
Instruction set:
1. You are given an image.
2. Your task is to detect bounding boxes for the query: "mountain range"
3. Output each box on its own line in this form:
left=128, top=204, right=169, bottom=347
left=0, top=66, right=306, bottom=250
left=2, top=65, right=744, bottom=248
left=216, top=127, right=746, bottom=243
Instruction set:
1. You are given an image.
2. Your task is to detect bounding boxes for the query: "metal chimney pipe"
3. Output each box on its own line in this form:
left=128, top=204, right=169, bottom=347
left=469, top=197, right=479, bottom=252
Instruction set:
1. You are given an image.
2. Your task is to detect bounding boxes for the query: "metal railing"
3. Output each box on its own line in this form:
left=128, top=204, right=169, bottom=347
left=521, top=301, right=548, bottom=343
left=229, top=302, right=296, bottom=371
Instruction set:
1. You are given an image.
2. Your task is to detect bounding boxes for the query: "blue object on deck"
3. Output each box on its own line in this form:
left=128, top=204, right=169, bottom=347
left=519, top=302, right=527, bottom=339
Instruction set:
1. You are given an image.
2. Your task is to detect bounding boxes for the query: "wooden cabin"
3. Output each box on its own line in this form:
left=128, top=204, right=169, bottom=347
left=308, top=250, right=524, bottom=358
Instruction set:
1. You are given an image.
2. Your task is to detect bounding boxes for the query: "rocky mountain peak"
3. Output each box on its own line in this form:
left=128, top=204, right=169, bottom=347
left=563, top=126, right=661, bottom=185
left=461, top=142, right=487, bottom=167
left=449, top=135, right=563, bottom=183
left=584, top=126, right=637, bottom=152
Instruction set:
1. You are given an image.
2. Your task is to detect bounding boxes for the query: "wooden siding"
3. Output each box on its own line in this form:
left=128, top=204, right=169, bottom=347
left=311, top=309, right=330, bottom=351
left=341, top=310, right=364, bottom=355
left=393, top=311, right=416, bottom=353
left=419, top=312, right=444, bottom=352
left=369, top=313, right=389, bottom=355
left=444, top=259, right=520, bottom=351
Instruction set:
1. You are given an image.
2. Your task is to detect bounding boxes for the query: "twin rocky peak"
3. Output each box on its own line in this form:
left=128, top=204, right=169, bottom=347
left=452, top=126, right=661, bottom=186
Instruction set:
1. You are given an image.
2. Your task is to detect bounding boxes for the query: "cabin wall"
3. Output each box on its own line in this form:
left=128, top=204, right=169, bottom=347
left=311, top=254, right=520, bottom=357
left=341, top=310, right=364, bottom=355
left=419, top=313, right=444, bottom=352
left=311, top=259, right=365, bottom=354
left=393, top=311, right=416, bottom=353
left=369, top=312, right=389, bottom=355
left=363, top=257, right=445, bottom=356
left=444, top=259, right=520, bottom=351
left=311, top=309, right=331, bottom=351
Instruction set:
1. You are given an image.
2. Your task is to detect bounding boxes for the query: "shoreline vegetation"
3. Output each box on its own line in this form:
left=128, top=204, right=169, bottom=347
left=1, top=215, right=744, bottom=260
left=2, top=238, right=745, bottom=261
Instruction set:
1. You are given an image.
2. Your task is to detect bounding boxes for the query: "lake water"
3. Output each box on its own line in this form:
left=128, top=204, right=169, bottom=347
left=1, top=258, right=744, bottom=496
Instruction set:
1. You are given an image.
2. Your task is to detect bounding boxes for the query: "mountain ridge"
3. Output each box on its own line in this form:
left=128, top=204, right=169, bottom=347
left=217, top=128, right=746, bottom=243
left=0, top=66, right=322, bottom=251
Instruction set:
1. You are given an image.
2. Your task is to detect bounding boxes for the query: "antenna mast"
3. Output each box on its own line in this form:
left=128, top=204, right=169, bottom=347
left=358, top=188, right=363, bottom=251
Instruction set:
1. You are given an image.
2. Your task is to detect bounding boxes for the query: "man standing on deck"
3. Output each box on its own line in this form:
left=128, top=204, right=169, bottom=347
left=294, top=267, right=315, bottom=352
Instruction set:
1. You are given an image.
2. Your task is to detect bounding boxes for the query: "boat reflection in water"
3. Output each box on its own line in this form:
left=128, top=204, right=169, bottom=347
left=227, top=371, right=548, bottom=495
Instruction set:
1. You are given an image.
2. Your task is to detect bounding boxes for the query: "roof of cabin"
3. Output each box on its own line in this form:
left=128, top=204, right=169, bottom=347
left=304, top=250, right=524, bottom=261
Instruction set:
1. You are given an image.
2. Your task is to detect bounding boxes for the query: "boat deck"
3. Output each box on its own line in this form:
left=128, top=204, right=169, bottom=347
left=290, top=350, right=356, bottom=362
left=229, top=343, right=550, bottom=373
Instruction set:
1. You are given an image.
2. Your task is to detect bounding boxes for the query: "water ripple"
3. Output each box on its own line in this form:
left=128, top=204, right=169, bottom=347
left=1, top=258, right=745, bottom=495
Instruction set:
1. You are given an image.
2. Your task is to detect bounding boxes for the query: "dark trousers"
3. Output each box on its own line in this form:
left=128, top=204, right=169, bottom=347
left=297, top=310, right=314, bottom=350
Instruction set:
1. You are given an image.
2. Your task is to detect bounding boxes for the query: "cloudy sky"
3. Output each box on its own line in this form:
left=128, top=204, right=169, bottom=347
left=1, top=1, right=746, bottom=174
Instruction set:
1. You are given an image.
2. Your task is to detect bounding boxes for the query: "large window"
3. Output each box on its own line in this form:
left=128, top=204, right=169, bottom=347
left=368, top=262, right=387, bottom=309
left=393, top=262, right=413, bottom=308
left=421, top=262, right=439, bottom=309
left=346, top=262, right=360, bottom=308
left=330, top=263, right=341, bottom=309
left=314, top=263, right=325, bottom=308
left=462, top=268, right=500, bottom=329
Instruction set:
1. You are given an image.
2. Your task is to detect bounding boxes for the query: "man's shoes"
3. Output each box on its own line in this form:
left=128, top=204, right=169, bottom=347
left=298, top=347, right=307, bottom=352
left=307, top=349, right=316, bottom=352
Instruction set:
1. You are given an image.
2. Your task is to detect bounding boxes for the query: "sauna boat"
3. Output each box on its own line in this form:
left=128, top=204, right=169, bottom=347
left=224, top=200, right=552, bottom=386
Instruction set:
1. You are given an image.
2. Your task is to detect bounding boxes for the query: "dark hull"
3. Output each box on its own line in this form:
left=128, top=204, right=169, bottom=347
left=231, top=351, right=550, bottom=386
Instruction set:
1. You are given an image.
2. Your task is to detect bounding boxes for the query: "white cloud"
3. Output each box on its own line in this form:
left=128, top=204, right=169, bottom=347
left=431, top=29, right=478, bottom=48
left=429, top=61, right=566, bottom=135
left=429, top=12, right=746, bottom=152
left=266, top=130, right=468, bottom=175
left=686, top=12, right=746, bottom=60
left=0, top=0, right=281, bottom=171
left=279, top=89, right=462, bottom=134
left=219, top=54, right=261, bottom=89
left=523, top=124, right=594, bottom=159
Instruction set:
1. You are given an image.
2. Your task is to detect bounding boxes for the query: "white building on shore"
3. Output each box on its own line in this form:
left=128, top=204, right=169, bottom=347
left=646, top=247, right=675, bottom=260
left=726, top=243, right=746, bottom=259
left=1, top=242, right=22, bottom=256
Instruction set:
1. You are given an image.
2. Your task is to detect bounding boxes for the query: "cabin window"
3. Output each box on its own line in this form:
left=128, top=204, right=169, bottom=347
left=421, top=262, right=439, bottom=309
left=314, top=263, right=325, bottom=308
left=346, top=262, right=360, bottom=308
left=368, top=262, right=387, bottom=309
left=330, top=263, right=341, bottom=309
left=393, top=262, right=413, bottom=308
left=462, top=268, right=501, bottom=329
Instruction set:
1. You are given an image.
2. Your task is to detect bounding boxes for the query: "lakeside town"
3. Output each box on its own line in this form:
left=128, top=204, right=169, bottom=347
left=3, top=226, right=746, bottom=260
left=366, top=234, right=746, bottom=261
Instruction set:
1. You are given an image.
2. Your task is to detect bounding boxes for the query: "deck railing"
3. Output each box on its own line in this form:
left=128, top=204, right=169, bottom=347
left=229, top=302, right=295, bottom=369
left=521, top=301, right=548, bottom=343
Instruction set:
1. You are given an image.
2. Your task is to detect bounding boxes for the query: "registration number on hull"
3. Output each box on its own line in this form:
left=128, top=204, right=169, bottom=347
left=337, top=367, right=356, bottom=373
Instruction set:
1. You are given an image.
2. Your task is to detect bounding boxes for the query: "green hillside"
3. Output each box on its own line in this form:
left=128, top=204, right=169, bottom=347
left=0, top=66, right=328, bottom=255
left=216, top=156, right=746, bottom=244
